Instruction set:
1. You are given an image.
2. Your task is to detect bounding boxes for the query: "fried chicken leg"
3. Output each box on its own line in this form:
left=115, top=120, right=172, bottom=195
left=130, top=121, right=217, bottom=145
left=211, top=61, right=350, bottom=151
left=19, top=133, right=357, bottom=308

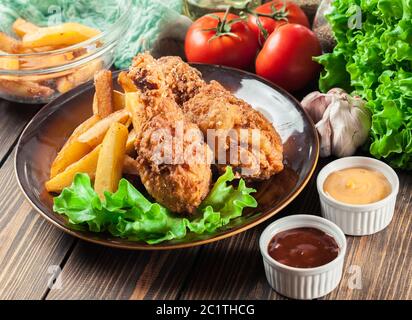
left=127, top=58, right=212, bottom=214
left=127, top=53, right=204, bottom=104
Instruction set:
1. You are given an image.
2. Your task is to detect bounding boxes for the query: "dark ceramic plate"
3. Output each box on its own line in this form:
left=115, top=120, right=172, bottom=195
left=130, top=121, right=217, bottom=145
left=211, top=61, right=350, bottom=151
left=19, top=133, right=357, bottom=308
left=15, top=65, right=319, bottom=250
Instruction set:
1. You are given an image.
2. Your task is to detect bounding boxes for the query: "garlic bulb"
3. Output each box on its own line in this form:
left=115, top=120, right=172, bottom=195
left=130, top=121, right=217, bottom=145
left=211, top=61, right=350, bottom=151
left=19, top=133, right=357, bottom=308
left=301, top=91, right=332, bottom=123
left=302, top=89, right=371, bottom=158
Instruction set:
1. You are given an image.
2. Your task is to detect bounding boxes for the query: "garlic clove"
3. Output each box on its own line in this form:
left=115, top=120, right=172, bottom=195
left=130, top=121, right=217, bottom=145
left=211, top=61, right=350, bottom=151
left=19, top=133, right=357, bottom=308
left=316, top=105, right=333, bottom=157
left=301, top=91, right=332, bottom=123
left=328, top=96, right=371, bottom=157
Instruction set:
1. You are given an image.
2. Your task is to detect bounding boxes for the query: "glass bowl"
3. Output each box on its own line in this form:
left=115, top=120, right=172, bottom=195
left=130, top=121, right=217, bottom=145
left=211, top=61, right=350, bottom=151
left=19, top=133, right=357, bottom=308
left=0, top=0, right=131, bottom=104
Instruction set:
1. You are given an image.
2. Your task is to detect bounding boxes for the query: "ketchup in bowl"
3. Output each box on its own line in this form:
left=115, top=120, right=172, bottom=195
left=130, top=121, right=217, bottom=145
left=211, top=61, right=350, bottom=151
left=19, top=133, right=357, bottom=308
left=268, top=227, right=339, bottom=268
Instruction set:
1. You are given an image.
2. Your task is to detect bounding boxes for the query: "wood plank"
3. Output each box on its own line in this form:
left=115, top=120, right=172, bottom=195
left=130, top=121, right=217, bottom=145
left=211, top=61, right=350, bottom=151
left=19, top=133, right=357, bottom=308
left=0, top=153, right=75, bottom=299
left=179, top=169, right=412, bottom=300
left=46, top=241, right=200, bottom=300
left=0, top=99, right=41, bottom=162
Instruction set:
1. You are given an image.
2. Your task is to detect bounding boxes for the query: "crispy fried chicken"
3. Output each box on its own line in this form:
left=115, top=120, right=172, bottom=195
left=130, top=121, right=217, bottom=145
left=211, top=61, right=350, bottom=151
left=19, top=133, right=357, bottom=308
left=183, top=81, right=283, bottom=180
left=127, top=59, right=212, bottom=214
left=126, top=53, right=283, bottom=181
left=134, top=86, right=212, bottom=214
left=135, top=101, right=213, bottom=214
left=127, top=53, right=204, bottom=104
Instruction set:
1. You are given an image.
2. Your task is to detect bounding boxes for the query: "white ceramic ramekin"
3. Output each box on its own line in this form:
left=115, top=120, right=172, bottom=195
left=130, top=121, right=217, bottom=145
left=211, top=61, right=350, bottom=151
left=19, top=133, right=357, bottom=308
left=259, top=215, right=346, bottom=300
left=317, top=157, right=399, bottom=236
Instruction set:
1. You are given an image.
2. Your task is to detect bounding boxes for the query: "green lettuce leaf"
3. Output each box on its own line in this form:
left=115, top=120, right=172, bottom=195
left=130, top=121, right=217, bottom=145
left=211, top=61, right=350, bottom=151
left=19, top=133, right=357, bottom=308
left=53, top=167, right=257, bottom=244
left=316, top=0, right=412, bottom=169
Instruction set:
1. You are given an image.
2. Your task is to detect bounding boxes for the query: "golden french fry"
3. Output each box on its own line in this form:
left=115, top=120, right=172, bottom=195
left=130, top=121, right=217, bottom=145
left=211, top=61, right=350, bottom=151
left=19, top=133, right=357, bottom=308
left=125, top=92, right=145, bottom=134
left=0, top=32, right=23, bottom=53
left=125, top=129, right=137, bottom=155
left=94, top=123, right=128, bottom=198
left=56, top=77, right=74, bottom=94
left=78, top=109, right=130, bottom=148
left=92, top=93, right=98, bottom=115
left=45, top=144, right=102, bottom=193
left=19, top=51, right=74, bottom=70
left=12, top=18, right=39, bottom=38
left=113, top=90, right=125, bottom=111
left=93, top=70, right=113, bottom=117
left=31, top=45, right=63, bottom=52
left=22, top=22, right=100, bottom=48
left=0, top=51, right=19, bottom=70
left=118, top=71, right=138, bottom=92
left=123, top=155, right=139, bottom=175
left=0, top=78, right=54, bottom=98
left=92, top=90, right=124, bottom=116
left=0, top=69, right=74, bottom=82
left=56, top=59, right=103, bottom=93
left=50, top=115, right=101, bottom=178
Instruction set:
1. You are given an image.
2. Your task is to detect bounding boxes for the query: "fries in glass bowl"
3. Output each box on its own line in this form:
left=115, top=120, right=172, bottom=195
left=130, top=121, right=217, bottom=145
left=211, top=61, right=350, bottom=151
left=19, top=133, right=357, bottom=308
left=0, top=0, right=131, bottom=104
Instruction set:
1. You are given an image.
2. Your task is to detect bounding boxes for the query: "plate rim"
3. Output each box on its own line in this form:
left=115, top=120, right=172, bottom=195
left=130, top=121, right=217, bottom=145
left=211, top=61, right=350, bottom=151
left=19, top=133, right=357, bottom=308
left=14, top=66, right=319, bottom=250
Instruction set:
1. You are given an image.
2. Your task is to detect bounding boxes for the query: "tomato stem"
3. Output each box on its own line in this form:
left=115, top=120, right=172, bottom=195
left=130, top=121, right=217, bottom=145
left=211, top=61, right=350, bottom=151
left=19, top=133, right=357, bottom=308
left=243, top=0, right=289, bottom=21
left=242, top=0, right=289, bottom=43
left=200, top=1, right=290, bottom=43
left=204, top=7, right=242, bottom=42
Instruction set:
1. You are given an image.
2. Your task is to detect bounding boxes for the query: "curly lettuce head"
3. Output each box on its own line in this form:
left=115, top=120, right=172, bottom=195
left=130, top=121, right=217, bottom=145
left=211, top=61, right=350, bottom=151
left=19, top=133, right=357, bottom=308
left=316, top=0, right=412, bottom=169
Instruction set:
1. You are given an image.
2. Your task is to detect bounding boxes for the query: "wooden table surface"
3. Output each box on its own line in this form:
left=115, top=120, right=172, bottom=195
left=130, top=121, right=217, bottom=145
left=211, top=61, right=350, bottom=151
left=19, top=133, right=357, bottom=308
left=0, top=97, right=410, bottom=300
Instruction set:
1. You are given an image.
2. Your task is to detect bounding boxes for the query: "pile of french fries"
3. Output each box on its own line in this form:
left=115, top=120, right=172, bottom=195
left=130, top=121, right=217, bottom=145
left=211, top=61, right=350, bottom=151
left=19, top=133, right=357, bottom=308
left=0, top=18, right=103, bottom=100
left=46, top=70, right=143, bottom=199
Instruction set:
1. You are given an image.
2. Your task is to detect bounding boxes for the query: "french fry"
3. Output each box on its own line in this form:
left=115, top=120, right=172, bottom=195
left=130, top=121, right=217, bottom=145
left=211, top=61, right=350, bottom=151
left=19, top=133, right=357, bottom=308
left=92, top=94, right=98, bottom=115
left=118, top=71, right=138, bottom=92
left=19, top=51, right=74, bottom=70
left=125, top=92, right=145, bottom=135
left=93, top=70, right=113, bottom=117
left=12, top=18, right=39, bottom=38
left=50, top=115, right=101, bottom=178
left=0, top=69, right=73, bottom=82
left=56, top=59, right=103, bottom=93
left=56, top=77, right=74, bottom=94
left=0, top=32, right=23, bottom=53
left=123, top=155, right=139, bottom=175
left=45, top=144, right=102, bottom=193
left=22, top=22, right=100, bottom=48
left=113, top=90, right=125, bottom=111
left=0, top=51, right=19, bottom=70
left=78, top=109, right=130, bottom=148
left=93, top=90, right=124, bottom=113
left=0, top=79, right=54, bottom=98
left=94, top=123, right=128, bottom=198
left=125, top=129, right=137, bottom=155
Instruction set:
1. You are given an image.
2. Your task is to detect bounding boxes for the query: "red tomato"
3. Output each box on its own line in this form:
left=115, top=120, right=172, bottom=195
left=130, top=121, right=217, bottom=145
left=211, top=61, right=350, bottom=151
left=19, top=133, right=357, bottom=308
left=248, top=0, right=310, bottom=45
left=255, top=24, right=322, bottom=92
left=185, top=12, right=259, bottom=70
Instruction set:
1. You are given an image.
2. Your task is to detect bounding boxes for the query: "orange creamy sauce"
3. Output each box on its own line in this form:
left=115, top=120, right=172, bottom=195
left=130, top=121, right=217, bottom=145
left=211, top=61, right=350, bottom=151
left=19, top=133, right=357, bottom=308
left=323, top=167, right=391, bottom=205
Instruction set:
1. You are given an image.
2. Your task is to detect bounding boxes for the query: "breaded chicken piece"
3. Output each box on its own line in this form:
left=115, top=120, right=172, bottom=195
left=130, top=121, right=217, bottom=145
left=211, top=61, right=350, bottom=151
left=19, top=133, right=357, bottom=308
left=127, top=53, right=283, bottom=180
left=157, top=56, right=206, bottom=105
left=127, top=53, right=204, bottom=104
left=183, top=81, right=284, bottom=180
left=132, top=90, right=212, bottom=214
